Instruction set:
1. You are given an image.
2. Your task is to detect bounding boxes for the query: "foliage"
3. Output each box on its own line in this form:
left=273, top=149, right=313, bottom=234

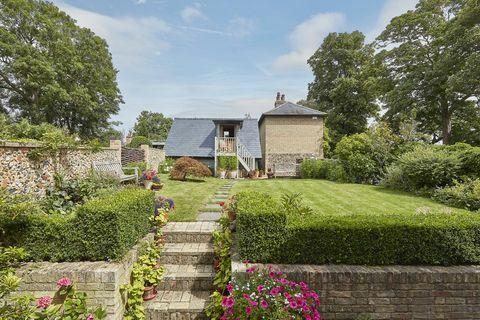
left=169, top=157, right=212, bottom=181
left=219, top=266, right=322, bottom=319
left=0, top=0, right=122, bottom=138
left=434, top=179, right=480, bottom=211
left=218, top=156, right=238, bottom=171
left=158, top=157, right=175, bottom=174
left=383, top=145, right=462, bottom=192
left=280, top=193, right=313, bottom=217
left=0, top=187, right=155, bottom=261
left=307, top=31, right=382, bottom=144
left=235, top=191, right=286, bottom=262
left=133, top=111, right=173, bottom=141
left=376, top=0, right=480, bottom=145
left=123, top=161, right=147, bottom=176
left=128, top=135, right=151, bottom=148
left=457, top=146, right=480, bottom=178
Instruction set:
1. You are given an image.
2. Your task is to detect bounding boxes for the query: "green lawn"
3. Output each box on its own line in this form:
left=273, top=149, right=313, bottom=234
left=232, top=178, right=466, bottom=215
left=158, top=174, right=226, bottom=221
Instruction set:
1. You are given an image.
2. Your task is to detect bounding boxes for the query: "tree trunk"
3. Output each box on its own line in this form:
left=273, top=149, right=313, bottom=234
left=441, top=103, right=452, bottom=145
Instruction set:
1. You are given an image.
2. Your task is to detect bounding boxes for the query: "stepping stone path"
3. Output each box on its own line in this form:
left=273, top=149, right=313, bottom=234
left=145, top=181, right=235, bottom=319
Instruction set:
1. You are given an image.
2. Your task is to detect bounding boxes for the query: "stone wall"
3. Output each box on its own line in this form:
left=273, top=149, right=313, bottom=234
left=121, top=147, right=145, bottom=165
left=141, top=145, right=165, bottom=170
left=15, top=233, right=153, bottom=320
left=232, top=260, right=480, bottom=320
left=0, top=141, right=120, bottom=198
left=267, top=153, right=318, bottom=177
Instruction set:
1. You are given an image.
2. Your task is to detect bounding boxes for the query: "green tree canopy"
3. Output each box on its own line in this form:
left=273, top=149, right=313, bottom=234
left=376, top=0, right=480, bottom=145
left=307, top=31, right=382, bottom=144
left=0, top=0, right=123, bottom=138
left=133, top=111, right=172, bottom=141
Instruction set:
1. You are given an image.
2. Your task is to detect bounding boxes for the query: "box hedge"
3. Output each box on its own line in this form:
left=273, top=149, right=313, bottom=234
left=235, top=192, right=480, bottom=266
left=0, top=187, right=154, bottom=262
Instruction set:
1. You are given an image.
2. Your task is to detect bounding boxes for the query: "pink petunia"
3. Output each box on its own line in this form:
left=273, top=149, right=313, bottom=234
left=257, top=285, right=264, bottom=293
left=270, top=287, right=281, bottom=296
left=245, top=306, right=252, bottom=316
left=246, top=266, right=257, bottom=274
left=86, top=315, right=94, bottom=320
left=36, top=296, right=52, bottom=309
left=57, top=277, right=72, bottom=288
left=221, top=296, right=235, bottom=308
left=226, top=283, right=234, bottom=293
left=289, top=301, right=298, bottom=309
left=260, top=300, right=269, bottom=309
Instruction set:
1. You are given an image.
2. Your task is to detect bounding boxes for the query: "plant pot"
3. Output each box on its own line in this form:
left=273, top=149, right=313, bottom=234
left=267, top=172, right=274, bottom=179
left=228, top=210, right=236, bottom=221
left=229, top=171, right=238, bottom=179
left=144, top=180, right=154, bottom=190
left=213, top=257, right=220, bottom=272
left=143, top=286, right=157, bottom=301
left=219, top=170, right=226, bottom=179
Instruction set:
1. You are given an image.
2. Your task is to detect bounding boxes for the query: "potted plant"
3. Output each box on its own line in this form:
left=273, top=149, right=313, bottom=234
left=218, top=166, right=227, bottom=179
left=139, top=246, right=165, bottom=301
left=267, top=168, right=274, bottom=179
left=142, top=170, right=159, bottom=189
left=225, top=157, right=238, bottom=179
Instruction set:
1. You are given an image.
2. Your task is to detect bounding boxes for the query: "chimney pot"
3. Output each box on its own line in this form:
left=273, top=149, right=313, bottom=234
left=281, top=94, right=285, bottom=101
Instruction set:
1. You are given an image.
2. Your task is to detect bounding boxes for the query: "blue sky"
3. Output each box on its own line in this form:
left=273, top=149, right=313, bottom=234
left=52, top=0, right=417, bottom=132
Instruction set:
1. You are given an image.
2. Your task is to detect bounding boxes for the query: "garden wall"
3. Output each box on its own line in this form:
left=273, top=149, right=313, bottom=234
left=121, top=147, right=145, bottom=165
left=232, top=258, right=480, bottom=320
left=141, top=145, right=165, bottom=170
left=15, top=233, right=153, bottom=320
left=0, top=141, right=121, bottom=198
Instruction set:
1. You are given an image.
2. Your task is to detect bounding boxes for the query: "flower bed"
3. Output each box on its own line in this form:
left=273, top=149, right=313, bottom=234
left=235, top=191, right=480, bottom=265
left=0, top=187, right=155, bottom=261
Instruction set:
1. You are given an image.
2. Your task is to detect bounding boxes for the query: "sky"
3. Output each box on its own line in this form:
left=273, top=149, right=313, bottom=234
left=52, top=0, right=418, bottom=132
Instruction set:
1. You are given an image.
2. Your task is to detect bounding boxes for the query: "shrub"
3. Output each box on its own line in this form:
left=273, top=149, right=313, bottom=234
left=235, top=191, right=480, bottom=265
left=383, top=145, right=462, bottom=192
left=123, top=161, right=147, bottom=176
left=235, top=192, right=286, bottom=262
left=457, top=146, right=480, bottom=178
left=158, top=157, right=175, bottom=173
left=434, top=179, right=480, bottom=211
left=0, top=188, right=154, bottom=261
left=299, top=159, right=347, bottom=182
left=169, top=157, right=212, bottom=181
left=128, top=135, right=151, bottom=148
left=217, top=156, right=237, bottom=171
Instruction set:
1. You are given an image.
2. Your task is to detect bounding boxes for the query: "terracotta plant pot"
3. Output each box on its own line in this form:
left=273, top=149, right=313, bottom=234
left=143, top=286, right=157, bottom=301
left=228, top=210, right=236, bottom=221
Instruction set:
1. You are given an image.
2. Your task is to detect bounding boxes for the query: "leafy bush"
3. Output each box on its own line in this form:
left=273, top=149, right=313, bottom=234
left=235, top=191, right=480, bottom=265
left=169, top=157, right=212, bottom=181
left=300, top=159, right=347, bottom=182
left=158, top=157, right=175, bottom=173
left=123, top=161, right=147, bottom=176
left=434, top=179, right=480, bottom=211
left=235, top=192, right=286, bottom=262
left=0, top=188, right=154, bottom=261
left=128, top=135, right=151, bottom=148
left=457, top=146, right=480, bottom=178
left=217, top=156, right=238, bottom=170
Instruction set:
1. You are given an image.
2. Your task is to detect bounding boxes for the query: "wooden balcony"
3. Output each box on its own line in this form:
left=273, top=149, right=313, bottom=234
left=215, top=137, right=236, bottom=155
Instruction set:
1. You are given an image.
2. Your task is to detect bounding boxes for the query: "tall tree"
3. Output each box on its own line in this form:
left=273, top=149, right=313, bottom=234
left=377, top=0, right=480, bottom=145
left=307, top=31, right=381, bottom=144
left=133, top=111, right=172, bottom=141
left=0, top=0, right=123, bottom=138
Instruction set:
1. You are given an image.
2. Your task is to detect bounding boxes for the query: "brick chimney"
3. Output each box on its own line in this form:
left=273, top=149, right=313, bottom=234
left=274, top=92, right=284, bottom=107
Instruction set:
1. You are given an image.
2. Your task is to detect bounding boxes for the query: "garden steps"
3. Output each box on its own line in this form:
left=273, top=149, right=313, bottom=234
left=156, top=264, right=215, bottom=291
left=162, top=221, right=219, bottom=243
left=159, top=242, right=215, bottom=265
left=144, top=290, right=210, bottom=320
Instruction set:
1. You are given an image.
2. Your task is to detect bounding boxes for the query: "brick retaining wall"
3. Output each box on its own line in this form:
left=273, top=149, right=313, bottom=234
left=15, top=233, right=154, bottom=320
left=232, top=259, right=480, bottom=319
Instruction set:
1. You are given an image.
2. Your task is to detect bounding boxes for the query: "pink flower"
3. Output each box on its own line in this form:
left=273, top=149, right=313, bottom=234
left=279, top=278, right=289, bottom=285
left=226, top=283, right=234, bottom=293
left=36, top=296, right=52, bottom=309
left=269, top=271, right=276, bottom=278
left=248, top=300, right=258, bottom=307
left=257, top=285, right=264, bottom=293
left=260, top=300, right=269, bottom=309
left=246, top=266, right=256, bottom=274
left=289, top=301, right=298, bottom=309
left=221, top=296, right=235, bottom=308
left=245, top=306, right=252, bottom=316
left=300, top=282, right=309, bottom=290
left=270, top=287, right=281, bottom=296
left=57, top=277, right=72, bottom=288
left=86, top=315, right=94, bottom=320
left=243, top=293, right=251, bottom=300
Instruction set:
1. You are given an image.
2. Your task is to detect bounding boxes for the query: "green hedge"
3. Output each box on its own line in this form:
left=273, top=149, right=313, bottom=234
left=235, top=192, right=480, bottom=265
left=0, top=187, right=154, bottom=262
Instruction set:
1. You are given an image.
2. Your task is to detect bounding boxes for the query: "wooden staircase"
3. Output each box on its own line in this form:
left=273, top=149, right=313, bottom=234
left=236, top=138, right=255, bottom=172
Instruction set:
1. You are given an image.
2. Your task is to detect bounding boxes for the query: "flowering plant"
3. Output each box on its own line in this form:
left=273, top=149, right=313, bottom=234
left=219, top=266, right=321, bottom=319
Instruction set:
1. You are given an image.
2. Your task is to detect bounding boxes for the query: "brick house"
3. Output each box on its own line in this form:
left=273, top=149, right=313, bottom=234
left=164, top=92, right=326, bottom=177
left=259, top=93, right=326, bottom=176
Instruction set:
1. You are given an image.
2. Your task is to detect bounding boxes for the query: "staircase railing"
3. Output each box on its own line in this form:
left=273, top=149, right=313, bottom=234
left=236, top=138, right=255, bottom=171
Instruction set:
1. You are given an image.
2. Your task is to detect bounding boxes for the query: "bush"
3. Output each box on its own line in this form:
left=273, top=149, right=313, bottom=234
left=128, top=135, right=151, bottom=148
left=383, top=145, right=462, bottom=192
left=457, top=146, right=480, bottom=178
left=235, top=191, right=480, bottom=265
left=235, top=192, right=286, bottom=262
left=158, top=157, right=175, bottom=173
left=299, top=159, right=347, bottom=182
left=123, top=161, right=147, bottom=176
left=0, top=188, right=154, bottom=261
left=434, top=179, right=480, bottom=211
left=169, top=157, right=212, bottom=181
left=217, top=156, right=237, bottom=171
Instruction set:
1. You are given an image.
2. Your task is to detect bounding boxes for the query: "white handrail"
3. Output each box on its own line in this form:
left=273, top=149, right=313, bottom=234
left=236, top=138, right=255, bottom=171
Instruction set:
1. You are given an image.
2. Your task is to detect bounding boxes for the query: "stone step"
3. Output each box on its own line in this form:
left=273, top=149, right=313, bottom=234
left=204, top=203, right=222, bottom=210
left=162, top=222, right=220, bottom=243
left=145, top=290, right=211, bottom=320
left=197, top=211, right=221, bottom=222
left=159, top=243, right=215, bottom=265
left=157, top=264, right=215, bottom=291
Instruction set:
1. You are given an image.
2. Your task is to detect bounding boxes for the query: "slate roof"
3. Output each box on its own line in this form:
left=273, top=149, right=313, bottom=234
left=164, top=118, right=262, bottom=158
left=259, top=101, right=326, bottom=124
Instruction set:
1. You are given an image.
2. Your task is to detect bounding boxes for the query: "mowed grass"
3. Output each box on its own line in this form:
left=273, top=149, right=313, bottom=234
left=232, top=178, right=466, bottom=216
left=159, top=174, right=226, bottom=221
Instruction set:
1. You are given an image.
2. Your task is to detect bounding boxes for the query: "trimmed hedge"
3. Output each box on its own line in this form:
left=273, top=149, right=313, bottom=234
left=235, top=192, right=480, bottom=265
left=0, top=187, right=154, bottom=262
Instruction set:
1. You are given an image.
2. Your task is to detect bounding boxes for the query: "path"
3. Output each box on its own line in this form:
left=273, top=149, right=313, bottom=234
left=145, top=181, right=235, bottom=319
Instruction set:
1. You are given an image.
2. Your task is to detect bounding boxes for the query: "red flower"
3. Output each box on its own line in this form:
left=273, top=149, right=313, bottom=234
left=219, top=201, right=225, bottom=207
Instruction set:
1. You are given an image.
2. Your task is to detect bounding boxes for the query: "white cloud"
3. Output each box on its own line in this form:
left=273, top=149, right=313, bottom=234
left=272, top=12, right=346, bottom=72
left=367, top=0, right=418, bottom=41
left=227, top=17, right=255, bottom=38
left=134, top=0, right=147, bottom=4
left=181, top=3, right=207, bottom=24
left=54, top=1, right=170, bottom=68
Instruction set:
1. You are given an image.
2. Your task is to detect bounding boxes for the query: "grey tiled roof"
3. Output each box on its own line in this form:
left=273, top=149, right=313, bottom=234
left=164, top=118, right=262, bottom=158
left=259, top=101, right=326, bottom=124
